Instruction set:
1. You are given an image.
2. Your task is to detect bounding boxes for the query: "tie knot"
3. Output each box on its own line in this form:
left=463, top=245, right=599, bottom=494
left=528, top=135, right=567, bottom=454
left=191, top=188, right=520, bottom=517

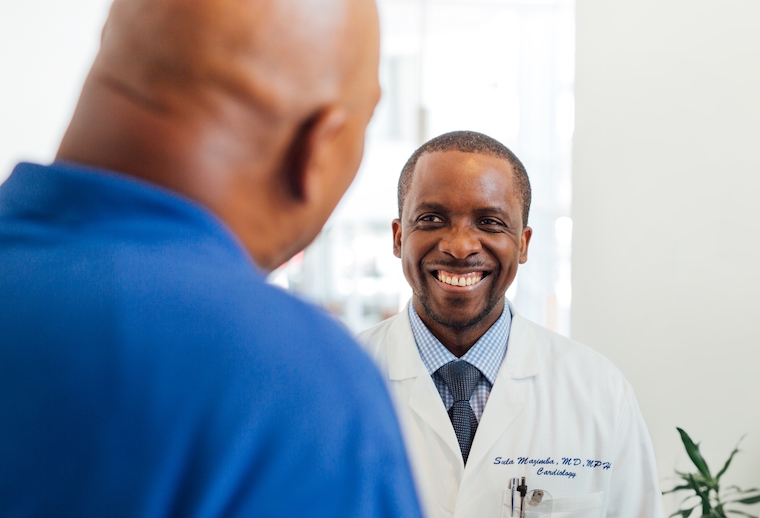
left=436, top=360, right=482, bottom=402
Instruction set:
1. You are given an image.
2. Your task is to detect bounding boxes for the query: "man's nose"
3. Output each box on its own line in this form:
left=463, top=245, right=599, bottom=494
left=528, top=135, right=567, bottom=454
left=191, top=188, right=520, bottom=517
left=438, top=225, right=481, bottom=259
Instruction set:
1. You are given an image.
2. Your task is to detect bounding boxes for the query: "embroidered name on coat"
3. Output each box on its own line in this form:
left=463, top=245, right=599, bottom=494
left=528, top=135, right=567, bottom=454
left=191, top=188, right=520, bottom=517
left=493, top=455, right=612, bottom=480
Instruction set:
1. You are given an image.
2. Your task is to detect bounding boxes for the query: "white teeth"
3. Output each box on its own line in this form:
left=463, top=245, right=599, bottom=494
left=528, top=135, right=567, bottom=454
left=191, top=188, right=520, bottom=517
left=436, top=272, right=484, bottom=286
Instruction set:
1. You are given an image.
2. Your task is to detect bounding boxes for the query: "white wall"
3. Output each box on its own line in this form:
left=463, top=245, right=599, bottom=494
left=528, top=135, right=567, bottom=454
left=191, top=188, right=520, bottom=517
left=0, top=0, right=112, bottom=182
left=573, top=0, right=760, bottom=511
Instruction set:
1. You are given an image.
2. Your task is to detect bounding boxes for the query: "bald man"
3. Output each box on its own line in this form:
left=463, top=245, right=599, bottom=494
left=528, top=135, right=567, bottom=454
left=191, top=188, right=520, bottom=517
left=0, top=0, right=423, bottom=517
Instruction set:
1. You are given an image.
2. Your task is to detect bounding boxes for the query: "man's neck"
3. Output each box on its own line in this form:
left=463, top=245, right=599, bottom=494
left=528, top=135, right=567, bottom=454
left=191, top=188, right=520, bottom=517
left=416, top=299, right=505, bottom=358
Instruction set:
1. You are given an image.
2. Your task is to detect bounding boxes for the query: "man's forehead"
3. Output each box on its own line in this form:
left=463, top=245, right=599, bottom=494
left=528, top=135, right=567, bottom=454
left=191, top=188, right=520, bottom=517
left=410, top=151, right=515, bottom=192
left=406, top=153, right=518, bottom=210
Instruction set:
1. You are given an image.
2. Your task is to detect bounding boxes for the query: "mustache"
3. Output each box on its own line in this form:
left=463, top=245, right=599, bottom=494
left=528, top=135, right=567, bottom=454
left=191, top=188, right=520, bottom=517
left=424, top=259, right=492, bottom=271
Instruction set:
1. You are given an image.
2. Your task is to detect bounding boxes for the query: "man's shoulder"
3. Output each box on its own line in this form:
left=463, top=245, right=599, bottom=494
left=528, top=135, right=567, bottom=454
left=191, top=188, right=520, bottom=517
left=513, top=314, right=634, bottom=394
left=356, top=310, right=411, bottom=357
left=358, top=309, right=407, bottom=340
left=167, top=270, right=380, bottom=390
left=257, top=284, right=371, bottom=364
left=515, top=315, right=601, bottom=358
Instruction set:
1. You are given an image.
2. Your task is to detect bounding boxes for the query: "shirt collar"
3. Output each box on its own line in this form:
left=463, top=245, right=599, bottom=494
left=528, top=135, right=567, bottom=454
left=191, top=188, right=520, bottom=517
left=408, top=300, right=511, bottom=385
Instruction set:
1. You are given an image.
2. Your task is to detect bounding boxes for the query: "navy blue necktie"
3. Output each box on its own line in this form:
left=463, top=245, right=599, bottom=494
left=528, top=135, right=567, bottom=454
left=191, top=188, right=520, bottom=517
left=437, top=360, right=482, bottom=464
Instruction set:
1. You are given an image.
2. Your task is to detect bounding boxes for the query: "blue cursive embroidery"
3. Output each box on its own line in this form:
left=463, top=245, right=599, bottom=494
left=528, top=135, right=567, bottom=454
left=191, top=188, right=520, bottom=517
left=537, top=467, right=577, bottom=479
left=493, top=455, right=613, bottom=474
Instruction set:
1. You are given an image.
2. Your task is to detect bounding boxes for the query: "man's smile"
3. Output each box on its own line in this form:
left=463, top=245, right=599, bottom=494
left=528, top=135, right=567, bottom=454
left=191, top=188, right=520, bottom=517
left=434, top=269, right=489, bottom=287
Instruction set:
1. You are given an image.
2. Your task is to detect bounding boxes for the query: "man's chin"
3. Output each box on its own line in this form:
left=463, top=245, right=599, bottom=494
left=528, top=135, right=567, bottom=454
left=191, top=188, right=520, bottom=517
left=420, top=298, right=496, bottom=331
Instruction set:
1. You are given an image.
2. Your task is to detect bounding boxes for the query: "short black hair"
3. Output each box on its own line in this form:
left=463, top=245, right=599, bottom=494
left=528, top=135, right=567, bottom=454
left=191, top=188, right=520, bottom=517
left=397, top=130, right=531, bottom=226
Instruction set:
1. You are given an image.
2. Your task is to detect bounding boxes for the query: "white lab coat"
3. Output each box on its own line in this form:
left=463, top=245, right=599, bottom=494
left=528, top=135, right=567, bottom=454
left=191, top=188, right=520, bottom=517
left=358, top=301, right=663, bottom=518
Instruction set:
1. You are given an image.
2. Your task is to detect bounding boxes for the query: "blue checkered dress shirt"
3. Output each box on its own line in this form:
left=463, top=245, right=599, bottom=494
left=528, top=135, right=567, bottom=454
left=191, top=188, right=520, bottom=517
left=408, top=301, right=511, bottom=421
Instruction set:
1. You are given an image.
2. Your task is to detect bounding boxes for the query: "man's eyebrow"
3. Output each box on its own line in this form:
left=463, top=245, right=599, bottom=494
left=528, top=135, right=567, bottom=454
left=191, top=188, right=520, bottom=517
left=473, top=206, right=510, bottom=216
left=410, top=202, right=514, bottom=219
left=412, top=202, right=448, bottom=213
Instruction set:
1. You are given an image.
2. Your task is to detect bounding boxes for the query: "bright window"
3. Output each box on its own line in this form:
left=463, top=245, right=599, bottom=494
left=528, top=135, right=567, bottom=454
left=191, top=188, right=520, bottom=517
left=270, top=0, right=575, bottom=335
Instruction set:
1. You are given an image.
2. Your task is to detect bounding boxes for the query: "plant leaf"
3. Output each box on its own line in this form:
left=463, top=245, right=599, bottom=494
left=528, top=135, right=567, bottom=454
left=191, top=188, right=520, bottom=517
left=675, top=470, right=712, bottom=488
left=679, top=427, right=713, bottom=480
left=679, top=473, right=713, bottom=492
left=678, top=493, right=701, bottom=508
left=735, top=494, right=760, bottom=504
left=664, top=484, right=696, bottom=495
left=688, top=473, right=713, bottom=515
left=726, top=511, right=759, bottom=518
left=723, top=486, right=759, bottom=494
left=670, top=505, right=698, bottom=518
left=716, top=435, right=747, bottom=482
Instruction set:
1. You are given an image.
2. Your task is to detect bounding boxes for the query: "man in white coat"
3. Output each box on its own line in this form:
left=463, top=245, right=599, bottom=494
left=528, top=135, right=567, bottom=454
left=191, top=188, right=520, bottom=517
left=359, top=131, right=664, bottom=518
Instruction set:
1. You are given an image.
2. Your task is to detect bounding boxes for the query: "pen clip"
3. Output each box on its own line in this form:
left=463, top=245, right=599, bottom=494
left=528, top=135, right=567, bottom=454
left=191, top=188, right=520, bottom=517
left=508, top=477, right=518, bottom=517
left=518, top=477, right=528, bottom=518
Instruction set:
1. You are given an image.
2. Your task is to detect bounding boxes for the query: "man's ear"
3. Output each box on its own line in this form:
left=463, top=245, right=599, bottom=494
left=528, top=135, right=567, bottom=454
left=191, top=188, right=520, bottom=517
left=392, top=218, right=402, bottom=258
left=519, top=225, right=532, bottom=264
left=282, top=106, right=348, bottom=204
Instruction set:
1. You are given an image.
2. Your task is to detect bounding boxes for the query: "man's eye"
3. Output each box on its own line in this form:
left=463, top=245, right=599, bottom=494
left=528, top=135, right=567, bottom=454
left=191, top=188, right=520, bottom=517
left=480, top=218, right=501, bottom=225
left=419, top=215, right=442, bottom=223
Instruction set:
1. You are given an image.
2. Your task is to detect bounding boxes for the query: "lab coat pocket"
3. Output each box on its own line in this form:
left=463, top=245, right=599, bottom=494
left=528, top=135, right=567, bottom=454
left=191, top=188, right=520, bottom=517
left=548, top=491, right=603, bottom=518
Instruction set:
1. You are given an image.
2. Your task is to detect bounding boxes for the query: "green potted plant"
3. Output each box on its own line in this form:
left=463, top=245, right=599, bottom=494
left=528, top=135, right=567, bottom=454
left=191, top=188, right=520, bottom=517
left=664, top=427, right=760, bottom=517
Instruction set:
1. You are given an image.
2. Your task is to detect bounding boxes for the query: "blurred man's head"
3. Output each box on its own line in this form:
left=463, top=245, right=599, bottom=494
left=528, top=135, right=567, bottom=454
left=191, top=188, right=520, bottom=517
left=58, top=0, right=381, bottom=271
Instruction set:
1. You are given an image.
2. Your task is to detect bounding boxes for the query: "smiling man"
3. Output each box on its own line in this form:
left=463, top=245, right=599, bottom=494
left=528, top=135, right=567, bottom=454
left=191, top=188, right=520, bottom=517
left=359, top=131, right=664, bottom=518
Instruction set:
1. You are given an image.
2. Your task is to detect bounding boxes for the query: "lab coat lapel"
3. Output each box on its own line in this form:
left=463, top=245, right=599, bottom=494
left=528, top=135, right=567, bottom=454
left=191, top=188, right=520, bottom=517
left=463, top=305, right=541, bottom=476
left=408, top=366, right=462, bottom=461
left=386, top=308, right=463, bottom=463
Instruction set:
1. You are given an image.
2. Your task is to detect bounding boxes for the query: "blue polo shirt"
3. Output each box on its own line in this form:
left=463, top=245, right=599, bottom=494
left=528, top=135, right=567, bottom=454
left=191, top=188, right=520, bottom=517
left=0, top=161, right=423, bottom=518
